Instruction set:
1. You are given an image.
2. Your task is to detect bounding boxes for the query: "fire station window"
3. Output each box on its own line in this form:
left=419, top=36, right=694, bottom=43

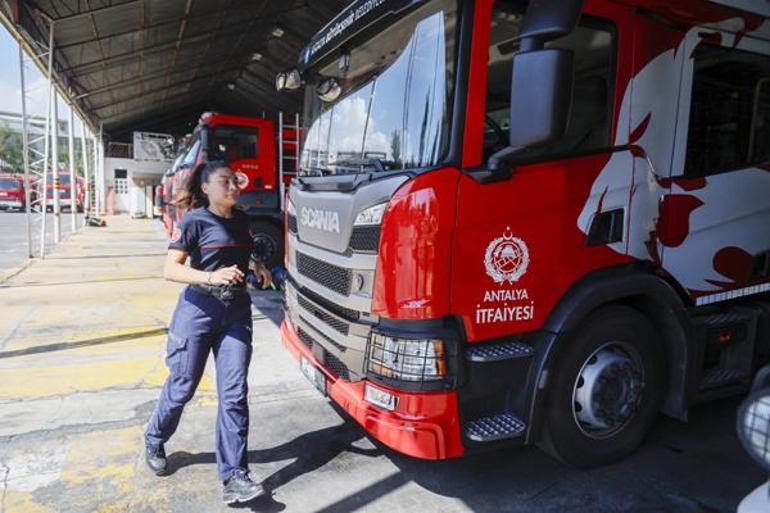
left=210, top=126, right=258, bottom=163
left=685, top=45, right=770, bottom=177
left=484, top=7, right=616, bottom=161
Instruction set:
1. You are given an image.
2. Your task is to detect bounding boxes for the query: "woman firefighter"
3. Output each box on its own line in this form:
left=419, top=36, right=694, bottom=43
left=144, top=160, right=272, bottom=505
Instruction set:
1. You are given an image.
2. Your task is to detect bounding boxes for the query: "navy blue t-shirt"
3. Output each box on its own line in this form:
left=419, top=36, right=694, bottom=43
left=169, top=208, right=253, bottom=274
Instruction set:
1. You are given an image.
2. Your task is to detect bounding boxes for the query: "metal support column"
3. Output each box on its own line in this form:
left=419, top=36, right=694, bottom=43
left=68, top=106, right=77, bottom=231
left=52, top=91, right=61, bottom=243
left=92, top=131, right=98, bottom=215
left=80, top=123, right=91, bottom=217
left=39, top=22, right=55, bottom=258
left=95, top=126, right=103, bottom=215
left=19, top=44, right=33, bottom=258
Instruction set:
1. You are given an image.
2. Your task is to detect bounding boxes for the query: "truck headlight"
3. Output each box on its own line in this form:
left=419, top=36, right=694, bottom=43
left=354, top=203, right=387, bottom=226
left=366, top=333, right=447, bottom=382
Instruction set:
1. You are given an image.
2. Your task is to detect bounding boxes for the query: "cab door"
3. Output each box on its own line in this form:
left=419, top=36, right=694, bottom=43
left=451, top=0, right=635, bottom=342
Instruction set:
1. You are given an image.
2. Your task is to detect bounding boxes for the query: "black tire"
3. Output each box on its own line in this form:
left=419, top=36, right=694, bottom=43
left=249, top=220, right=284, bottom=271
left=538, top=305, right=665, bottom=468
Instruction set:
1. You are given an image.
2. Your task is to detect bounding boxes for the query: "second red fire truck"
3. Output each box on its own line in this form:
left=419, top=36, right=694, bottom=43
left=161, top=112, right=299, bottom=268
left=277, top=0, right=770, bottom=466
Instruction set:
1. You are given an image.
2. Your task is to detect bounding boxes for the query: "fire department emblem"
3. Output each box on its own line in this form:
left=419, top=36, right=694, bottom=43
left=484, top=227, right=529, bottom=283
left=235, top=171, right=249, bottom=190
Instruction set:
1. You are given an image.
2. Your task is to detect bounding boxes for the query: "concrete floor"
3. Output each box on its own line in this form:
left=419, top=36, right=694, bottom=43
left=0, top=216, right=764, bottom=513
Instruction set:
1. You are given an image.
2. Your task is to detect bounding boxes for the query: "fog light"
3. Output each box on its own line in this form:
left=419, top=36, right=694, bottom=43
left=364, top=383, right=397, bottom=411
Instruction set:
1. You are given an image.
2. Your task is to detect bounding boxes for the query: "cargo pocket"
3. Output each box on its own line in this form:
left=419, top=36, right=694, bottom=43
left=165, top=332, right=189, bottom=376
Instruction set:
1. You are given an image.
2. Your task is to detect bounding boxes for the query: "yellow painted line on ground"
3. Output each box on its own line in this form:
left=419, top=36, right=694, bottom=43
left=2, top=491, right=57, bottom=513
left=0, top=351, right=215, bottom=401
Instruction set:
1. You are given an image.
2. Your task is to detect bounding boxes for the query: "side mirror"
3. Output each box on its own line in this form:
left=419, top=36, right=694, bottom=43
left=485, top=0, right=583, bottom=176
left=509, top=47, right=573, bottom=149
left=488, top=48, right=574, bottom=170
left=276, top=68, right=302, bottom=92
left=276, top=72, right=287, bottom=91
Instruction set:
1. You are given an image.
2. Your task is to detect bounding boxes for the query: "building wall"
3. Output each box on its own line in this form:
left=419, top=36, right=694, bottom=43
left=103, top=157, right=168, bottom=215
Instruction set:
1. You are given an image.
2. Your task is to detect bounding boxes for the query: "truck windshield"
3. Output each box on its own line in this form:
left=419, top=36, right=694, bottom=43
left=300, top=0, right=457, bottom=176
left=209, top=125, right=258, bottom=162
left=46, top=174, right=71, bottom=185
left=0, top=178, right=19, bottom=190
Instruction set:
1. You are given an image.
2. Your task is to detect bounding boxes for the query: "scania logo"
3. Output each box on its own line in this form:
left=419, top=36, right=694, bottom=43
left=300, top=207, right=340, bottom=233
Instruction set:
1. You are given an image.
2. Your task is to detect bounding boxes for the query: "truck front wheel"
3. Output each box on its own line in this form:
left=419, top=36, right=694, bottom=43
left=539, top=305, right=665, bottom=467
left=249, top=220, right=283, bottom=271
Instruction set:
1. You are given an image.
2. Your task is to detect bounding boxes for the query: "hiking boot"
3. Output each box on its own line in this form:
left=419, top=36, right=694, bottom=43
left=223, top=469, right=264, bottom=505
left=145, top=442, right=167, bottom=476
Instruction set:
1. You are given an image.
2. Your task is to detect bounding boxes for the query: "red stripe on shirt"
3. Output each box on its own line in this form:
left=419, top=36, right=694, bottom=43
left=199, top=243, right=253, bottom=249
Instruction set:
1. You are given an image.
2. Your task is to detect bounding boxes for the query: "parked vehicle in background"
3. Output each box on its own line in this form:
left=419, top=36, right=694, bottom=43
left=160, top=148, right=187, bottom=232
left=737, top=365, right=770, bottom=513
left=0, top=173, right=25, bottom=212
left=42, top=172, right=84, bottom=212
left=277, top=0, right=770, bottom=467
left=153, top=184, right=163, bottom=218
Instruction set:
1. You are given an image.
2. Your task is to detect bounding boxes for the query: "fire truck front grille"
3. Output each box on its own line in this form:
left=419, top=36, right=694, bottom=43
left=324, top=351, right=350, bottom=381
left=297, top=326, right=314, bottom=351
left=296, top=252, right=352, bottom=295
left=298, top=285, right=359, bottom=320
left=349, top=226, right=381, bottom=252
left=298, top=295, right=350, bottom=335
left=287, top=214, right=298, bottom=234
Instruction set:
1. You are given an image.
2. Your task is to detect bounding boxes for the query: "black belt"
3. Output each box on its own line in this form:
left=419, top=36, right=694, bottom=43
left=191, top=283, right=247, bottom=300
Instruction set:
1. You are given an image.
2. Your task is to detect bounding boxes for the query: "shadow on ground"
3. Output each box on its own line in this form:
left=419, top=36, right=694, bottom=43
left=152, top=395, right=762, bottom=513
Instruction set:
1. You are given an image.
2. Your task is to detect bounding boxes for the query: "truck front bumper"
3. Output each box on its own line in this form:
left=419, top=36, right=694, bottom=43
left=281, top=318, right=464, bottom=459
left=0, top=200, right=23, bottom=210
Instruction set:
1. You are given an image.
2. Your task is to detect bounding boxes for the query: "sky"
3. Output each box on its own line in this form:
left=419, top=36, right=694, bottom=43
left=0, top=25, right=86, bottom=133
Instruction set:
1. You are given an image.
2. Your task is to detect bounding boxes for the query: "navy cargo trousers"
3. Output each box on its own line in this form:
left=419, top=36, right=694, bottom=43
left=145, top=286, right=253, bottom=481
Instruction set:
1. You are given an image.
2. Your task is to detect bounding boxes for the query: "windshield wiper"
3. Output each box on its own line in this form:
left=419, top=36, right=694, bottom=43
left=330, top=157, right=387, bottom=173
left=301, top=167, right=333, bottom=177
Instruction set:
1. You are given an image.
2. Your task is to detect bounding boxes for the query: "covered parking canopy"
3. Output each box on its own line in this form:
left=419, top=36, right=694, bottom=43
left=1, top=0, right=349, bottom=140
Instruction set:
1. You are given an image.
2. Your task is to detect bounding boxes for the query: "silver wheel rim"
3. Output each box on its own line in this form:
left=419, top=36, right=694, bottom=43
left=572, top=342, right=644, bottom=440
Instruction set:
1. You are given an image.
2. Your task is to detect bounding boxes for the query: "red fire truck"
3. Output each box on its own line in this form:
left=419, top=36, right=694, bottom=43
left=160, top=148, right=188, bottom=234
left=277, top=0, right=770, bottom=467
left=167, top=112, right=299, bottom=268
left=0, top=173, right=26, bottom=211
left=41, top=171, right=84, bottom=212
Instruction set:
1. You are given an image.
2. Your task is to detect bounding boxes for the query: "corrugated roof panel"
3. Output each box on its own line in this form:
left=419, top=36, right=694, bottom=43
left=9, top=0, right=350, bottom=139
